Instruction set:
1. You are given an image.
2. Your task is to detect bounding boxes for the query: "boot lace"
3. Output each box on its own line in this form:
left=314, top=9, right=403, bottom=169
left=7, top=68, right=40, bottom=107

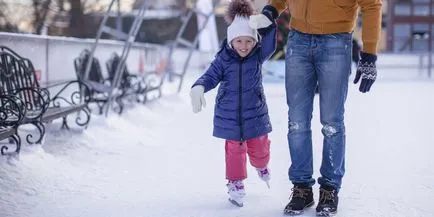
left=289, top=187, right=310, bottom=200
left=319, top=188, right=335, bottom=204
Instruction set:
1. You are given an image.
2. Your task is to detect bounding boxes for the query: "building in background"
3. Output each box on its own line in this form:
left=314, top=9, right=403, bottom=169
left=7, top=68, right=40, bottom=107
left=385, top=0, right=433, bottom=52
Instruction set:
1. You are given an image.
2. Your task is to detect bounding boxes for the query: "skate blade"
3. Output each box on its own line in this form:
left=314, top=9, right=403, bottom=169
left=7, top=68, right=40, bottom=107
left=228, top=198, right=243, bottom=207
left=266, top=181, right=270, bottom=189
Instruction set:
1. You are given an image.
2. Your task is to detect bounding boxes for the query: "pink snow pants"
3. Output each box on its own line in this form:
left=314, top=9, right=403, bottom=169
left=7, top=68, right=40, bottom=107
left=225, top=134, right=270, bottom=181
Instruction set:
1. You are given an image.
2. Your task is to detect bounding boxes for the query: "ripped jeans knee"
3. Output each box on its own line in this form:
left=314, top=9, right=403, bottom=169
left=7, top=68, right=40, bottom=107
left=289, top=122, right=300, bottom=131
left=288, top=121, right=310, bottom=133
left=321, top=123, right=345, bottom=137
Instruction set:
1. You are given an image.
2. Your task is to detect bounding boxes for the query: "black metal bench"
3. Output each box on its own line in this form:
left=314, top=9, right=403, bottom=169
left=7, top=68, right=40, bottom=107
left=110, top=49, right=163, bottom=101
left=106, top=52, right=148, bottom=103
left=0, top=46, right=91, bottom=144
left=0, top=128, right=17, bottom=154
left=74, top=49, right=124, bottom=114
left=0, top=94, right=25, bottom=155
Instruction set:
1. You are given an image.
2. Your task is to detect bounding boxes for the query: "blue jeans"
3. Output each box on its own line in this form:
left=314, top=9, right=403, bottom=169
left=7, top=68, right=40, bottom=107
left=285, top=30, right=352, bottom=190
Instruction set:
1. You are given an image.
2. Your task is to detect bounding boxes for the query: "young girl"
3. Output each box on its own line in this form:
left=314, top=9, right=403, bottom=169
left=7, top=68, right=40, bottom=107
left=189, top=0, right=278, bottom=207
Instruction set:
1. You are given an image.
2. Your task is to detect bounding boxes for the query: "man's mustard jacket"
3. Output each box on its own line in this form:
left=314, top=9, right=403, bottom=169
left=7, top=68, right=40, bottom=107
left=270, top=0, right=382, bottom=54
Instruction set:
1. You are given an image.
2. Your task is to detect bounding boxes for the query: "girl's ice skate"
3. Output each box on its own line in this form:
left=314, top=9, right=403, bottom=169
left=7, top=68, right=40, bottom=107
left=227, top=180, right=245, bottom=207
left=256, top=167, right=270, bottom=188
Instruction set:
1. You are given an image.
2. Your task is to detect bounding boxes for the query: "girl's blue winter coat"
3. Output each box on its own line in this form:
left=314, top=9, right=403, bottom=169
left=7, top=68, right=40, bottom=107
left=192, top=24, right=277, bottom=141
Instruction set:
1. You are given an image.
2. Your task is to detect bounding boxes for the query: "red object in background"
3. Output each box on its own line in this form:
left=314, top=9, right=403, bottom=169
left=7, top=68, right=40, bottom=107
left=35, top=69, right=42, bottom=81
left=138, top=52, right=144, bottom=74
left=156, top=58, right=167, bottom=75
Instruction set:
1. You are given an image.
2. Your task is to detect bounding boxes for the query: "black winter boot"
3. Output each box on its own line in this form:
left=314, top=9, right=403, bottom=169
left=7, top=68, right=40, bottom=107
left=316, top=185, right=339, bottom=216
left=283, top=184, right=314, bottom=215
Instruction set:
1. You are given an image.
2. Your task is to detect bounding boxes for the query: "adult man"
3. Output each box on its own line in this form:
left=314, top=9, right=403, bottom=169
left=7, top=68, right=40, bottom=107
left=268, top=0, right=382, bottom=215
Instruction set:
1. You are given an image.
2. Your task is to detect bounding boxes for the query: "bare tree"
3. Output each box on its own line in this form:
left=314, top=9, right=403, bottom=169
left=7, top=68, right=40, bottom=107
left=67, top=0, right=86, bottom=37
left=45, top=0, right=104, bottom=37
left=66, top=0, right=103, bottom=38
left=0, top=0, right=19, bottom=32
left=0, top=0, right=125, bottom=36
left=133, top=0, right=187, bottom=9
left=57, top=0, right=66, bottom=11
left=81, top=0, right=104, bottom=13
left=32, top=0, right=56, bottom=34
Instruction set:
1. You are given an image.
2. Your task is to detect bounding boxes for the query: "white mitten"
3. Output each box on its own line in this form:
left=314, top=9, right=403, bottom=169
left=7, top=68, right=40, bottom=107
left=249, top=14, right=272, bottom=29
left=190, top=85, right=206, bottom=113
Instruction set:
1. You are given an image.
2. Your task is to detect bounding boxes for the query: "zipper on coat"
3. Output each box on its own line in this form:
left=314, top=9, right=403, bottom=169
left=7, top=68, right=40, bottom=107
left=239, top=58, right=244, bottom=144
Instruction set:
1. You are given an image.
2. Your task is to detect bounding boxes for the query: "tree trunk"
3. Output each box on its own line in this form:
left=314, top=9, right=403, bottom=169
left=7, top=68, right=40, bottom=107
left=33, top=0, right=52, bottom=34
left=68, top=0, right=86, bottom=37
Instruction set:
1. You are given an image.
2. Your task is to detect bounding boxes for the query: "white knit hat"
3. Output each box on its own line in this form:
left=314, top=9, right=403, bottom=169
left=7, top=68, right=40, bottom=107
left=227, top=15, right=258, bottom=45
left=225, top=0, right=257, bottom=45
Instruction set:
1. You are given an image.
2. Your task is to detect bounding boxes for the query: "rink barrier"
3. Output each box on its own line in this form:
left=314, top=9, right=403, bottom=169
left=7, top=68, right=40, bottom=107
left=0, top=32, right=214, bottom=86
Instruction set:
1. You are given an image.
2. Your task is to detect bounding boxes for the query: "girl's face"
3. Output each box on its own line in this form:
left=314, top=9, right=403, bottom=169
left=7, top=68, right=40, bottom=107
left=231, top=36, right=256, bottom=57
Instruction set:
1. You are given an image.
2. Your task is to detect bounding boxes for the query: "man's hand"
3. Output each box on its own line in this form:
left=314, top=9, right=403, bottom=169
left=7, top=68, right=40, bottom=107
left=354, top=52, right=377, bottom=93
left=190, top=85, right=206, bottom=113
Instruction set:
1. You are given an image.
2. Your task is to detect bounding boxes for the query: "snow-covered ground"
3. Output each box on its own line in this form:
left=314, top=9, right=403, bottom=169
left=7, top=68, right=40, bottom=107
left=1, top=63, right=434, bottom=217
